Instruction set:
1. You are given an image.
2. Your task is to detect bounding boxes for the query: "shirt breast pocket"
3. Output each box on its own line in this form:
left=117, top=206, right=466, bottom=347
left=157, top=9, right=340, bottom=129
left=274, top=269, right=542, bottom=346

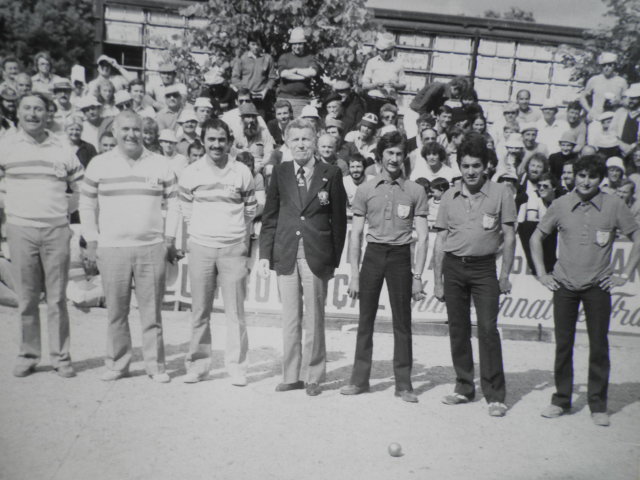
left=482, top=211, right=499, bottom=230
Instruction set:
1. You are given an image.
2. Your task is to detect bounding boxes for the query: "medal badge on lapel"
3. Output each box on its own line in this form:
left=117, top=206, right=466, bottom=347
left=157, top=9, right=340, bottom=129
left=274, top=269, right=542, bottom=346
left=595, top=230, right=611, bottom=247
left=317, top=189, right=330, bottom=206
left=482, top=213, right=497, bottom=230
left=397, top=204, right=410, bottom=219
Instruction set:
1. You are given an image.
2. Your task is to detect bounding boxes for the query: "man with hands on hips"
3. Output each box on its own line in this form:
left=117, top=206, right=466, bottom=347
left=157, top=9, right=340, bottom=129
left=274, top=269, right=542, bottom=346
left=432, top=132, right=517, bottom=417
left=257, top=118, right=347, bottom=396
left=530, top=154, right=640, bottom=427
left=340, top=131, right=429, bottom=403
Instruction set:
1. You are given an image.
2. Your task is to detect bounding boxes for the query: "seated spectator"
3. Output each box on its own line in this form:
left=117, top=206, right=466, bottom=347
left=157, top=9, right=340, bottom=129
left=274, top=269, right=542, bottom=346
left=70, top=64, right=87, bottom=107
left=587, top=111, right=617, bottom=149
left=52, top=79, right=74, bottom=124
left=491, top=102, right=520, bottom=144
left=275, top=27, right=320, bottom=118
left=426, top=176, right=450, bottom=229
left=221, top=88, right=271, bottom=142
left=548, top=130, right=579, bottom=181
left=410, top=141, right=455, bottom=183
left=95, top=78, right=118, bottom=118
left=445, top=126, right=465, bottom=173
left=317, top=134, right=348, bottom=175
left=333, top=78, right=366, bottom=134
left=267, top=99, right=292, bottom=146
left=564, top=101, right=587, bottom=152
left=625, top=145, right=640, bottom=193
left=519, top=123, right=549, bottom=174
left=405, top=112, right=435, bottom=152
left=536, top=99, right=569, bottom=154
left=159, top=129, right=189, bottom=177
left=343, top=153, right=372, bottom=211
left=600, top=156, right=626, bottom=194
left=114, top=90, right=134, bottom=114
left=148, top=62, right=188, bottom=111
left=499, top=133, right=525, bottom=174
left=361, top=32, right=406, bottom=102
left=14, top=73, right=32, bottom=97
left=516, top=89, right=541, bottom=124
left=87, top=55, right=133, bottom=97
left=610, top=83, right=640, bottom=155
left=300, top=105, right=322, bottom=132
left=193, top=97, right=214, bottom=134
left=200, top=68, right=236, bottom=112
left=77, top=96, right=107, bottom=149
left=64, top=114, right=97, bottom=168
left=344, top=113, right=378, bottom=163
left=128, top=79, right=156, bottom=118
left=434, top=105, right=453, bottom=137
left=176, top=109, right=199, bottom=156
left=142, top=117, right=162, bottom=154
left=156, top=84, right=184, bottom=131
left=379, top=103, right=399, bottom=129
left=31, top=51, right=62, bottom=95
left=579, top=52, right=628, bottom=122
left=45, top=100, right=63, bottom=134
left=0, top=85, right=17, bottom=126
left=98, top=131, right=117, bottom=154
left=187, top=140, right=205, bottom=165
left=559, top=161, right=576, bottom=195
left=0, top=56, right=20, bottom=91
left=517, top=172, right=558, bottom=275
left=323, top=92, right=343, bottom=122
left=405, top=126, right=437, bottom=175
left=232, top=102, right=274, bottom=162
left=615, top=180, right=640, bottom=226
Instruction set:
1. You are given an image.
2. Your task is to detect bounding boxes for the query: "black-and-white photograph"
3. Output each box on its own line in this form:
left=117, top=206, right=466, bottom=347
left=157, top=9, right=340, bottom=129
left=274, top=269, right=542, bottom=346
left=1, top=0, right=639, bottom=478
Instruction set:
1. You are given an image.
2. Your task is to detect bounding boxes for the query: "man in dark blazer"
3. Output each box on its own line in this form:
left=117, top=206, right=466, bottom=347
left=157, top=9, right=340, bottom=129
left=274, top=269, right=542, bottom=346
left=258, top=118, right=347, bottom=396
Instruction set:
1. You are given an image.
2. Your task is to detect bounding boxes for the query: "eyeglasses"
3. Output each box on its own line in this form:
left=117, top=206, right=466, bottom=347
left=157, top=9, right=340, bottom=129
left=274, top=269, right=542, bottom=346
left=165, top=92, right=181, bottom=98
left=382, top=115, right=395, bottom=120
left=116, top=101, right=132, bottom=109
left=238, top=99, right=251, bottom=104
left=537, top=184, right=552, bottom=190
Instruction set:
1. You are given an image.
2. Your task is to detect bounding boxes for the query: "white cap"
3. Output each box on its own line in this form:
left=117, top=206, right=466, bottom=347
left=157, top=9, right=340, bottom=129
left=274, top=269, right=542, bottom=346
left=504, top=133, right=524, bottom=149
left=288, top=27, right=307, bottom=44
left=597, top=111, right=615, bottom=122
left=203, top=69, right=225, bottom=85
left=194, top=97, right=213, bottom=109
left=164, top=84, right=182, bottom=97
left=625, top=83, right=640, bottom=98
left=114, top=90, right=132, bottom=105
left=158, top=129, right=177, bottom=143
left=606, top=156, right=625, bottom=171
left=375, top=32, right=395, bottom=50
left=301, top=105, right=319, bottom=118
left=70, top=65, right=86, bottom=85
left=379, top=125, right=398, bottom=136
left=597, top=52, right=618, bottom=65
left=96, top=54, right=117, bottom=66
left=178, top=109, right=198, bottom=123
left=540, top=98, right=558, bottom=110
left=520, top=122, right=538, bottom=133
left=77, top=96, right=102, bottom=110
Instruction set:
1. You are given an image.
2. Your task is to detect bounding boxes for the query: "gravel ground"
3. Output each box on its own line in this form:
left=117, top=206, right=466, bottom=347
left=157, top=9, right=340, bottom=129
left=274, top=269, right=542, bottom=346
left=0, top=305, right=638, bottom=480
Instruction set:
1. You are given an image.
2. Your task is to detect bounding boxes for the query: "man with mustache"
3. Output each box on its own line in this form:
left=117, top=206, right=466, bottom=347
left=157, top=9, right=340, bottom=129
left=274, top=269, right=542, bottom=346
left=433, top=132, right=517, bottom=417
left=340, top=131, right=429, bottom=403
left=0, top=93, right=84, bottom=379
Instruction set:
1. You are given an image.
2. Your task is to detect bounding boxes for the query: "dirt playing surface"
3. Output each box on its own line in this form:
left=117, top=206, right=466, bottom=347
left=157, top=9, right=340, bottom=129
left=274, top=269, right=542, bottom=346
left=1, top=305, right=638, bottom=480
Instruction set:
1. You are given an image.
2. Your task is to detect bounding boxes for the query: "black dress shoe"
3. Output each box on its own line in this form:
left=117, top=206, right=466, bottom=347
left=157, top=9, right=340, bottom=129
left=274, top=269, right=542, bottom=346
left=305, top=383, right=322, bottom=396
left=275, top=381, right=305, bottom=392
left=395, top=390, right=418, bottom=403
left=340, top=384, right=370, bottom=395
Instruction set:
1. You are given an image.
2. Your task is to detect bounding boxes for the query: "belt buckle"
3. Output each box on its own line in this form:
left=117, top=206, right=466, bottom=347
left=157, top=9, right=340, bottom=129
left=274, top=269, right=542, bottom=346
left=460, top=256, right=469, bottom=264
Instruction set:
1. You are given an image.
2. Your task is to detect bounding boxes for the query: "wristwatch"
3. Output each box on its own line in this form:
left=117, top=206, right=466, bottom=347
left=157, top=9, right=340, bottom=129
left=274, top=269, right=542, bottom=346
left=412, top=273, right=422, bottom=280
left=618, top=272, right=629, bottom=280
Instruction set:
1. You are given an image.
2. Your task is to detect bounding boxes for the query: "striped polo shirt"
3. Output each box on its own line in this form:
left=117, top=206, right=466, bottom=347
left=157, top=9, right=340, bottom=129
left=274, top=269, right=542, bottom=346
left=178, top=156, right=256, bottom=248
left=0, top=129, right=84, bottom=228
left=79, top=148, right=179, bottom=247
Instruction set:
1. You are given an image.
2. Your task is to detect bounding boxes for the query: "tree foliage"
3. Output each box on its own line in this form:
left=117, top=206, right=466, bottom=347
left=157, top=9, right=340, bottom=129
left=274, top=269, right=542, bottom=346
left=484, top=7, right=535, bottom=22
left=557, top=0, right=640, bottom=84
left=162, top=0, right=383, bottom=97
left=0, top=0, right=94, bottom=77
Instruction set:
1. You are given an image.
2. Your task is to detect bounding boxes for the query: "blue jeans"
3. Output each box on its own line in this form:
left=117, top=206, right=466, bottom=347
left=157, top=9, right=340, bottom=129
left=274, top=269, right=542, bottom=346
left=551, top=285, right=611, bottom=413
left=443, top=253, right=505, bottom=403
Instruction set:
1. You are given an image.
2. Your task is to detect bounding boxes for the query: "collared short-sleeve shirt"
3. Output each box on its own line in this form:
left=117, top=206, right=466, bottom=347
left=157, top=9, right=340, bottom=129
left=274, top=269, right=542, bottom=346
left=435, top=180, right=516, bottom=256
left=537, top=191, right=638, bottom=290
left=352, top=175, right=429, bottom=245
